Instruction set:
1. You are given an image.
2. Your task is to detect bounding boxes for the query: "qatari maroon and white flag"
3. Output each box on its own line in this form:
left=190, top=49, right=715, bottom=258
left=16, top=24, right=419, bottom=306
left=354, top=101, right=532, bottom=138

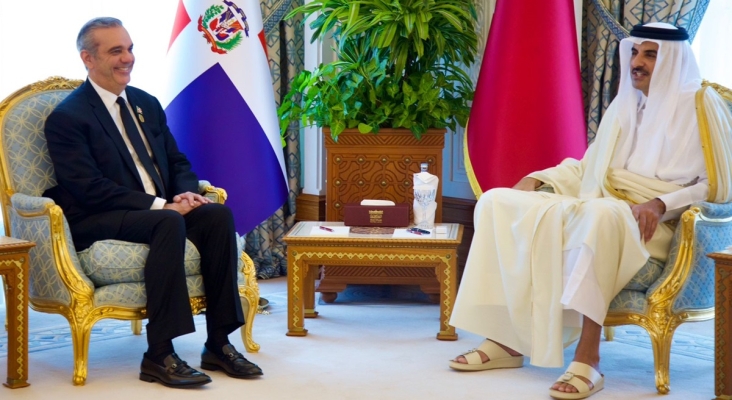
left=161, top=0, right=287, bottom=234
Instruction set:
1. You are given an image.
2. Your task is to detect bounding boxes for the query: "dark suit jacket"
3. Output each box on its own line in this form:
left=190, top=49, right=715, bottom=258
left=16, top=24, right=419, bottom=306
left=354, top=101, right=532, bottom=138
left=44, top=80, right=199, bottom=240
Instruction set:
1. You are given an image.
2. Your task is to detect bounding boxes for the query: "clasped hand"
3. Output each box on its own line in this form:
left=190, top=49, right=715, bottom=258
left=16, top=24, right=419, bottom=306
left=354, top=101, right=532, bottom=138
left=164, top=192, right=212, bottom=215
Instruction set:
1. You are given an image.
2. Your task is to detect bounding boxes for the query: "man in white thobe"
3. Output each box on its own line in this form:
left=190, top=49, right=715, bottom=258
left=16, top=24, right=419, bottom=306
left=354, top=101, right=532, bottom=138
left=448, top=22, right=732, bottom=399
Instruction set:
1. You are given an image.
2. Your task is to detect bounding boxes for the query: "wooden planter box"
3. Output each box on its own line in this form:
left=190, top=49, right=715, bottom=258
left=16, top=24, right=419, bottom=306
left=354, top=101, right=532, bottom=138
left=318, top=127, right=446, bottom=303
left=323, top=128, right=446, bottom=222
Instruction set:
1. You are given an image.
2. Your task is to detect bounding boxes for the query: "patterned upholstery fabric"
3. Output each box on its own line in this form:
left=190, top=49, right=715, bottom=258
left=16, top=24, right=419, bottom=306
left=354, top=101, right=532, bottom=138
left=9, top=206, right=75, bottom=306
left=608, top=289, right=648, bottom=313
left=672, top=205, right=732, bottom=311
left=624, top=257, right=664, bottom=292
left=647, top=224, right=682, bottom=297
left=236, top=234, right=248, bottom=286
left=78, top=239, right=202, bottom=287
left=635, top=201, right=732, bottom=314
left=93, top=276, right=206, bottom=308
left=2, top=91, right=63, bottom=196
left=694, top=201, right=732, bottom=219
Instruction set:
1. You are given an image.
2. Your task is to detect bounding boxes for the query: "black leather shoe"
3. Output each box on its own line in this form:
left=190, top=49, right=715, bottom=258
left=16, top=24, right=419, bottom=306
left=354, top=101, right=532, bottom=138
left=140, top=353, right=212, bottom=388
left=200, top=344, right=263, bottom=379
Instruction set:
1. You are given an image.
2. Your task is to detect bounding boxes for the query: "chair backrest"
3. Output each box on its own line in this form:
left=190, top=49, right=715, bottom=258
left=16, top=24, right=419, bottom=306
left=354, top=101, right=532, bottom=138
left=666, top=81, right=732, bottom=312
left=703, top=80, right=732, bottom=113
left=0, top=77, right=83, bottom=235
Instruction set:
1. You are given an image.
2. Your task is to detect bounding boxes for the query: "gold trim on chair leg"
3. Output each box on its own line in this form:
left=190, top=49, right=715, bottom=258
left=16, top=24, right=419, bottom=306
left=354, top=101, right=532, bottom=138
left=605, top=311, right=677, bottom=394
left=68, top=315, right=94, bottom=386
left=131, top=320, right=142, bottom=335
left=190, top=296, right=207, bottom=315
left=239, top=252, right=260, bottom=353
left=648, top=322, right=680, bottom=395
left=603, top=326, right=615, bottom=341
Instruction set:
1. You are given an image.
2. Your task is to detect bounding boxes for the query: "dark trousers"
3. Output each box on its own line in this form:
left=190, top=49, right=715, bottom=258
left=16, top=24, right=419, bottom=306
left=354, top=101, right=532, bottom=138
left=72, top=203, right=244, bottom=345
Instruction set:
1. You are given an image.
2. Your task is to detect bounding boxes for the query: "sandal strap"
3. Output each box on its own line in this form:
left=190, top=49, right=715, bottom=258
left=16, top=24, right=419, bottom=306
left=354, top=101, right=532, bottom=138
left=459, top=339, right=513, bottom=365
left=566, top=362, right=602, bottom=383
left=556, top=372, right=590, bottom=393
left=554, top=361, right=602, bottom=393
left=460, top=340, right=513, bottom=365
left=462, top=350, right=483, bottom=365
left=476, top=339, right=512, bottom=360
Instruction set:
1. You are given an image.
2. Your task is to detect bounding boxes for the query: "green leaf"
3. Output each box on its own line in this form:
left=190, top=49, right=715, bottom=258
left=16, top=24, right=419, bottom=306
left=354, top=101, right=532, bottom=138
left=377, top=22, right=398, bottom=48
left=348, top=2, right=361, bottom=26
left=276, top=0, right=479, bottom=139
left=306, top=87, right=320, bottom=100
left=404, top=13, right=415, bottom=34
left=358, top=123, right=373, bottom=133
left=332, top=120, right=346, bottom=138
left=433, top=10, right=463, bottom=32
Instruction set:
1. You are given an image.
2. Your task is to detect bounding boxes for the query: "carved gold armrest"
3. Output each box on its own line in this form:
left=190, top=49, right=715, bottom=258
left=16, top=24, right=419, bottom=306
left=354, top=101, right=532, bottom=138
left=647, top=204, right=732, bottom=308
left=198, top=180, right=227, bottom=204
left=10, top=194, right=94, bottom=299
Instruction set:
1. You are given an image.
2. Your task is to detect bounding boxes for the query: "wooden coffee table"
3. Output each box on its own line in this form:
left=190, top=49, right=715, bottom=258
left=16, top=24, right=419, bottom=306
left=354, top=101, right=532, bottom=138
left=283, top=222, right=463, bottom=340
left=0, top=236, right=35, bottom=389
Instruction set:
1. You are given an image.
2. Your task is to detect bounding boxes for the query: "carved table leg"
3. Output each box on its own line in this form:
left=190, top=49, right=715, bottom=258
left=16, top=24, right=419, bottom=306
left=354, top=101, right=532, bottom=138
left=436, top=252, right=458, bottom=341
left=287, top=250, right=307, bottom=337
left=2, top=257, right=30, bottom=388
left=304, top=261, right=319, bottom=318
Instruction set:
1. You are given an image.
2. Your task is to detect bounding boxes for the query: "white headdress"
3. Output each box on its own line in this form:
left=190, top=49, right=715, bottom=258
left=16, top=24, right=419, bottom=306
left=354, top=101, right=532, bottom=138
left=611, top=22, right=702, bottom=180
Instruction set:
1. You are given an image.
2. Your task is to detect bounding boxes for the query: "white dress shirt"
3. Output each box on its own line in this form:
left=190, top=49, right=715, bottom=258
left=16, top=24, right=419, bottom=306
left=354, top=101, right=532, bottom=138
left=88, top=78, right=166, bottom=210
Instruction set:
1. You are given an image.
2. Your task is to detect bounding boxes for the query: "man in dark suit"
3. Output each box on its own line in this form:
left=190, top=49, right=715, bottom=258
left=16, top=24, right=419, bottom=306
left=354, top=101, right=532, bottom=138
left=43, top=17, right=263, bottom=388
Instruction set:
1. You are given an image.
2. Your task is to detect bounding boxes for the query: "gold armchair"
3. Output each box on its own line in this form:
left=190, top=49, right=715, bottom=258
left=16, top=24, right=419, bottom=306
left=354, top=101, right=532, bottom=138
left=603, top=81, right=732, bottom=394
left=0, top=76, right=260, bottom=385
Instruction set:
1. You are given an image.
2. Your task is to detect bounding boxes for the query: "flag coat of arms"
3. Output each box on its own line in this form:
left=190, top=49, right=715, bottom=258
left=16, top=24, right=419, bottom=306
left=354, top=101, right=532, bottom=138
left=161, top=0, right=287, bottom=234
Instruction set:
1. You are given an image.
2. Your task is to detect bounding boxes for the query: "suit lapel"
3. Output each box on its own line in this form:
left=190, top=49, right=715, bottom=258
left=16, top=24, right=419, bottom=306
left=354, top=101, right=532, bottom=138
left=82, top=81, right=144, bottom=188
left=125, top=90, right=170, bottom=195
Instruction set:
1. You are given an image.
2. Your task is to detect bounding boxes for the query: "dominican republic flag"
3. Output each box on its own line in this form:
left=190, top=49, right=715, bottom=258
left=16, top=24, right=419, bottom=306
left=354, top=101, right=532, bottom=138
left=160, top=0, right=288, bottom=234
left=464, top=0, right=586, bottom=196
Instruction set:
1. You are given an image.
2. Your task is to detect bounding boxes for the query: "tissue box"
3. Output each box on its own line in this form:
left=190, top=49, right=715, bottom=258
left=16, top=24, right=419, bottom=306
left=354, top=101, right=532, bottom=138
left=343, top=203, right=410, bottom=227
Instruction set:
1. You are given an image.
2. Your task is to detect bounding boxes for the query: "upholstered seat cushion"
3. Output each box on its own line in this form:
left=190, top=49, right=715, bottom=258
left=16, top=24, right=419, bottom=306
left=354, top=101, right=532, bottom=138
left=78, top=239, right=201, bottom=287
left=624, top=256, right=664, bottom=292
left=608, top=289, right=648, bottom=314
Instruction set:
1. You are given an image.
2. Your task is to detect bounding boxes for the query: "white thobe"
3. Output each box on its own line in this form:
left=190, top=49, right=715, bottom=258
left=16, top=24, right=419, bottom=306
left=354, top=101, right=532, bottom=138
left=449, top=90, right=712, bottom=367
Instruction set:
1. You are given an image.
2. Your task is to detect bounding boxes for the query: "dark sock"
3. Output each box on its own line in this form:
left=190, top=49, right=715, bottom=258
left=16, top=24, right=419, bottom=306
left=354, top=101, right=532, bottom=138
left=205, top=329, right=232, bottom=355
left=146, top=340, right=175, bottom=366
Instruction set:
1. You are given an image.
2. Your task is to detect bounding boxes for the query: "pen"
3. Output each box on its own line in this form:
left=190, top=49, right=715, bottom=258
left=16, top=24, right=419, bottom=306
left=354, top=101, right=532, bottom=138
left=408, top=227, right=431, bottom=235
left=319, top=226, right=334, bottom=232
left=407, top=229, right=422, bottom=235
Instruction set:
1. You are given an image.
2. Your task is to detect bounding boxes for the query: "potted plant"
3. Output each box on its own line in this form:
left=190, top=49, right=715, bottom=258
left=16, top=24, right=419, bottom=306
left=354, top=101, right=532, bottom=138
left=278, top=0, right=478, bottom=141
left=279, top=0, right=479, bottom=222
left=278, top=0, right=478, bottom=302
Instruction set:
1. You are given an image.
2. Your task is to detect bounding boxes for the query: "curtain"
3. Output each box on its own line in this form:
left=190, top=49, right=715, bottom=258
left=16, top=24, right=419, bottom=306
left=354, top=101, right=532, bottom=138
left=582, top=0, right=710, bottom=142
left=247, top=0, right=304, bottom=279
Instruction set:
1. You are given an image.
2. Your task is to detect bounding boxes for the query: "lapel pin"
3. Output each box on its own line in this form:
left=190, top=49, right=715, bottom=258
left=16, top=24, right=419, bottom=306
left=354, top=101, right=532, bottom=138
left=136, top=106, right=145, bottom=123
